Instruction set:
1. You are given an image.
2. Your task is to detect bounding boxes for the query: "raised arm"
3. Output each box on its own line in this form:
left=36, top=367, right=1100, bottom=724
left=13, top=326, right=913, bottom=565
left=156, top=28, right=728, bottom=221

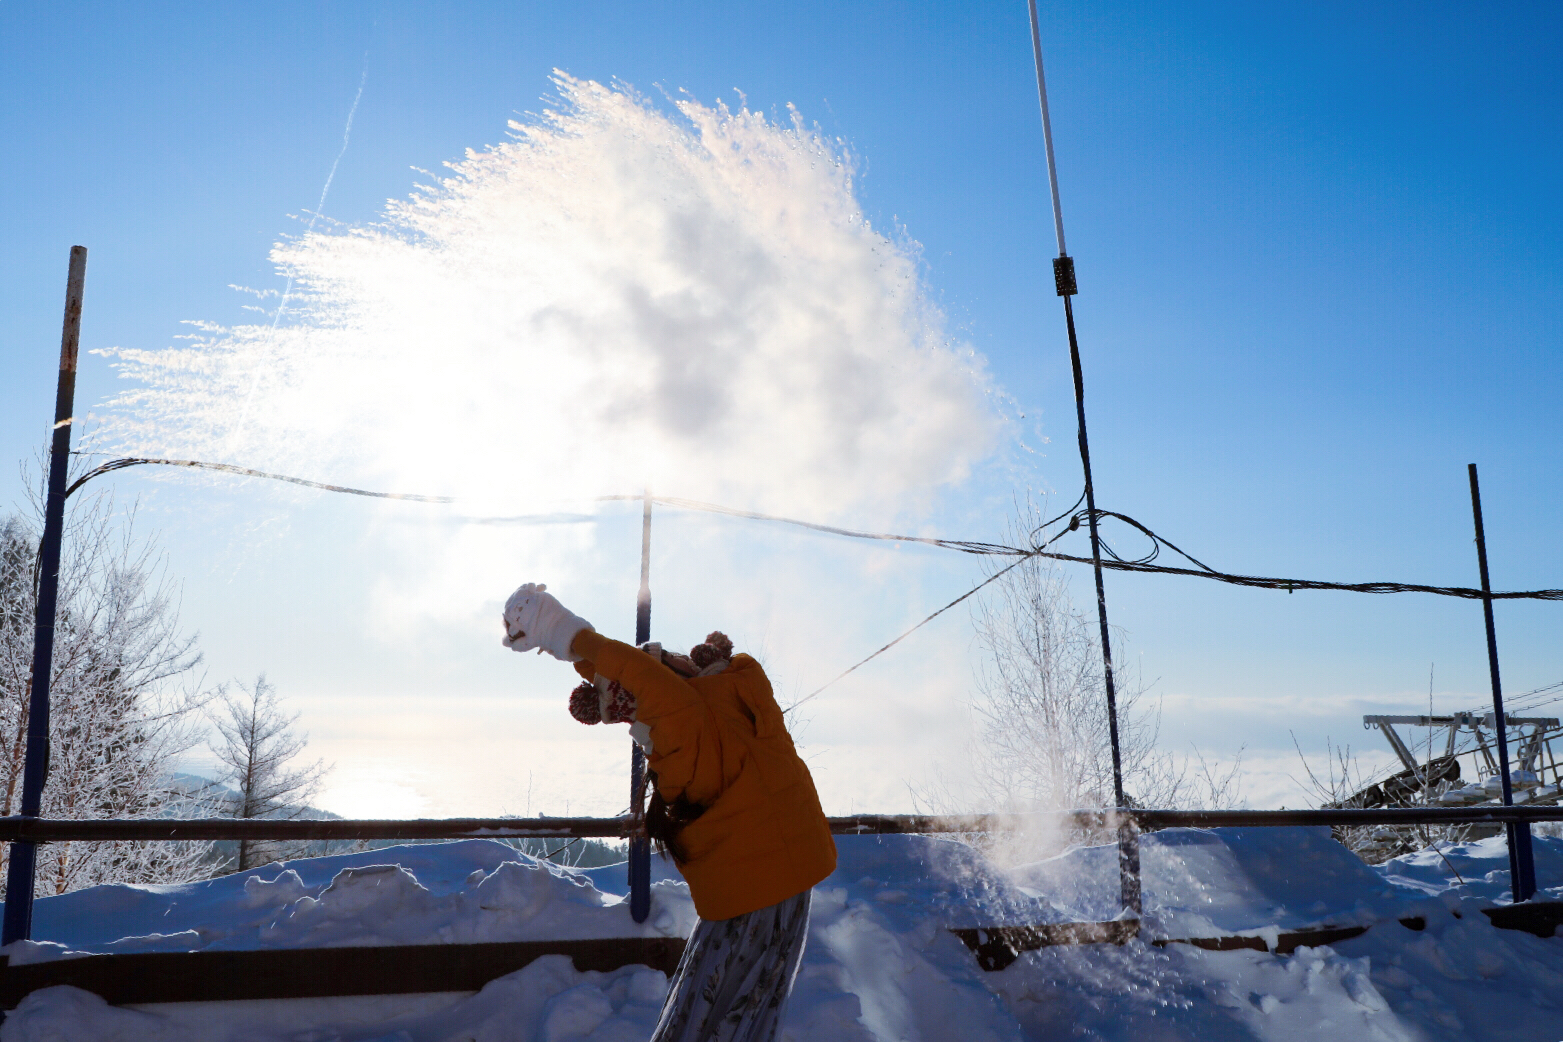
left=571, top=632, right=699, bottom=714
left=571, top=631, right=709, bottom=799
left=500, top=583, right=709, bottom=798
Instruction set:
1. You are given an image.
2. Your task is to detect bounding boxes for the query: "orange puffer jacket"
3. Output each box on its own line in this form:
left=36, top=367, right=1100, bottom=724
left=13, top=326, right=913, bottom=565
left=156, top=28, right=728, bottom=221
left=571, top=630, right=837, bottom=921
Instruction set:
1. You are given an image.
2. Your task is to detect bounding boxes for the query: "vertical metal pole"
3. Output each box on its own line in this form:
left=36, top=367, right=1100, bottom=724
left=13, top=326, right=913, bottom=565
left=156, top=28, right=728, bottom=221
left=627, top=491, right=652, bottom=922
left=3, top=246, right=87, bottom=944
left=1027, top=1, right=1140, bottom=914
left=1064, top=292, right=1139, bottom=914
left=1467, top=464, right=1536, bottom=901
left=636, top=493, right=652, bottom=643
left=1027, top=0, right=1068, bottom=259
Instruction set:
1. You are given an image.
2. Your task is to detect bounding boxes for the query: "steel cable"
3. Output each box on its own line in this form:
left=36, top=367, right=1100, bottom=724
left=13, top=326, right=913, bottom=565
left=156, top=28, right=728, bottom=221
left=62, top=454, right=1563, bottom=709
left=68, top=456, right=1563, bottom=602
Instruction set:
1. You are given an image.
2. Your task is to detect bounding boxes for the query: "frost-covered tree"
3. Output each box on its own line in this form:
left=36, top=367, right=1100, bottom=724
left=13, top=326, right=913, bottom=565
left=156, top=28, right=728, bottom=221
left=961, top=498, right=1241, bottom=854
left=210, top=675, right=330, bottom=871
left=0, top=487, right=216, bottom=896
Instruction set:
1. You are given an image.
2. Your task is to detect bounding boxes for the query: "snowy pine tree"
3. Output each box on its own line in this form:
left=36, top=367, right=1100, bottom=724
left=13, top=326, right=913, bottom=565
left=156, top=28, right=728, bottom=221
left=210, top=675, right=329, bottom=871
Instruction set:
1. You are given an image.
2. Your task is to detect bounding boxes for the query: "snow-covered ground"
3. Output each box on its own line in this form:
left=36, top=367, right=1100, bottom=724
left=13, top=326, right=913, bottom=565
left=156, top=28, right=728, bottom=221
left=3, top=829, right=1561, bottom=1040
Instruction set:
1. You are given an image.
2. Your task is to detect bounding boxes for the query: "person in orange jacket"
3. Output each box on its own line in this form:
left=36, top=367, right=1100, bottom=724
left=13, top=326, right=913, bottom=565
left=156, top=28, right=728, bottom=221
left=501, top=583, right=836, bottom=1042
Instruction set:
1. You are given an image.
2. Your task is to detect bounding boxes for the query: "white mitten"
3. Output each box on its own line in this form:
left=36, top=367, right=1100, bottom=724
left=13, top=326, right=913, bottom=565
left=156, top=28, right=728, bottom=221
left=501, top=583, right=594, bottom=662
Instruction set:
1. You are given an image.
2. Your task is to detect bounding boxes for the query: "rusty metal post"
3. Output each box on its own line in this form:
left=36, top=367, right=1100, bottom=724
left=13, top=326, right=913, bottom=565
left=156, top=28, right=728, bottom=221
left=3, top=247, right=87, bottom=944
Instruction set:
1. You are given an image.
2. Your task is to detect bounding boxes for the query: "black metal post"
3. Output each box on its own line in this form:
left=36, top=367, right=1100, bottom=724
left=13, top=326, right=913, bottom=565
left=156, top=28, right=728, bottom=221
left=1060, top=275, right=1140, bottom=914
left=627, top=492, right=652, bottom=922
left=3, top=247, right=87, bottom=944
left=1467, top=464, right=1537, bottom=901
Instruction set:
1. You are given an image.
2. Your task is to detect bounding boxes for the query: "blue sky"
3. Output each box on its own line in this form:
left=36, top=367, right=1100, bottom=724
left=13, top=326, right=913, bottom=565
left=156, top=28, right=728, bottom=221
left=2, top=2, right=1559, bottom=815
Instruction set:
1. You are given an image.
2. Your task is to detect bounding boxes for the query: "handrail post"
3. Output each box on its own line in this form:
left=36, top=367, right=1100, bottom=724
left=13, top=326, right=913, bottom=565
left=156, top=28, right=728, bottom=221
left=3, top=247, right=87, bottom=944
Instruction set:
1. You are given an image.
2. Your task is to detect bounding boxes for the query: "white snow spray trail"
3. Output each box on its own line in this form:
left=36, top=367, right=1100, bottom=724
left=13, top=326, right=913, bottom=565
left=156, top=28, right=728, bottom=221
left=105, top=74, right=999, bottom=522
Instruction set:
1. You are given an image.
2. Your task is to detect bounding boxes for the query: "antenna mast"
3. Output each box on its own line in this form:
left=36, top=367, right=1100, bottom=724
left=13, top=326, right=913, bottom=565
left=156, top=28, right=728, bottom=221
left=1025, top=1, right=1140, bottom=915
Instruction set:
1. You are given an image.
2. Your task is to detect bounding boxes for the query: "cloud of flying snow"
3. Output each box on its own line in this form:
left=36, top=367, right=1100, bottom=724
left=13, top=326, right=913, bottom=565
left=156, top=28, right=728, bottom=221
left=104, top=74, right=1000, bottom=521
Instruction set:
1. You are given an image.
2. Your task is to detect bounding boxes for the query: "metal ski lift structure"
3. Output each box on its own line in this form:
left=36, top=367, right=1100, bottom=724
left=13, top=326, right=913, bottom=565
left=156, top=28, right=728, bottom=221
left=1342, top=710, right=1560, bottom=862
left=1355, top=712, right=1563, bottom=813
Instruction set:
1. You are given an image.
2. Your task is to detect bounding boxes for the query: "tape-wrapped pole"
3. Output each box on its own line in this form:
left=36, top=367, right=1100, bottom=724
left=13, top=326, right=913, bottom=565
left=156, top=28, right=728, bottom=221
left=3, top=246, right=87, bottom=945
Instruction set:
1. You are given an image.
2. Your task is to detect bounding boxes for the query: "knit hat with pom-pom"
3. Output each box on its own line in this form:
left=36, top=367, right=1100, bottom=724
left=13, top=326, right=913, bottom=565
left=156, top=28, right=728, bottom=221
left=690, top=631, right=734, bottom=670
left=569, top=681, right=602, bottom=725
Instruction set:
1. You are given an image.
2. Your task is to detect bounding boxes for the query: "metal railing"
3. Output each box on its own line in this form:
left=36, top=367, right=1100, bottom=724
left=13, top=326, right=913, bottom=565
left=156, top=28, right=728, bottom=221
left=3, top=805, right=1561, bottom=844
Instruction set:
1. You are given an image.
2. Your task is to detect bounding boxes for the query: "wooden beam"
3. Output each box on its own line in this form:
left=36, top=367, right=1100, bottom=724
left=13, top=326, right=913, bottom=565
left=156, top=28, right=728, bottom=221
left=950, top=920, right=1139, bottom=971
left=0, top=937, right=685, bottom=1009
left=951, top=907, right=1562, bottom=973
left=1481, top=901, right=1563, bottom=938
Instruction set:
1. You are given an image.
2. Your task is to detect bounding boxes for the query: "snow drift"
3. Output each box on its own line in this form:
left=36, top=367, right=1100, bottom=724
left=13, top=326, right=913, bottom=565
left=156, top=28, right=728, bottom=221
left=5, top=830, right=1563, bottom=1040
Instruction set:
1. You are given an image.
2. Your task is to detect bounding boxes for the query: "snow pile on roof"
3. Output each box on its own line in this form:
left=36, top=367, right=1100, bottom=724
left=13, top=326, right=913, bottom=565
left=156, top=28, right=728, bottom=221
left=1014, top=825, right=1423, bottom=937
left=1000, top=828, right=1563, bottom=1040
left=11, top=840, right=694, bottom=962
left=4, top=829, right=1563, bottom=1040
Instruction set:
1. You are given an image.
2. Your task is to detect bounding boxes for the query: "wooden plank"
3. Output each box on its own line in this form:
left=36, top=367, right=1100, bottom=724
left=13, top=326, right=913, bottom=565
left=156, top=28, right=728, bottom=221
left=955, top=918, right=1420, bottom=972
left=1151, top=925, right=1369, bottom=955
left=958, top=907, right=1557, bottom=974
left=1480, top=901, right=1563, bottom=938
left=0, top=937, right=684, bottom=1009
left=949, top=920, right=1141, bottom=971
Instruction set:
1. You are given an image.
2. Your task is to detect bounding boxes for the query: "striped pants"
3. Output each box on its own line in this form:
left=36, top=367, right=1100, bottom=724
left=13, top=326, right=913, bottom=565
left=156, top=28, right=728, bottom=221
left=651, top=889, right=811, bottom=1042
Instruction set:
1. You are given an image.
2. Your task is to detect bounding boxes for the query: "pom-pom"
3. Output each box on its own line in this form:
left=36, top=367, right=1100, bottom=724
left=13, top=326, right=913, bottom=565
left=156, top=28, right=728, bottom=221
left=569, top=681, right=602, bottom=725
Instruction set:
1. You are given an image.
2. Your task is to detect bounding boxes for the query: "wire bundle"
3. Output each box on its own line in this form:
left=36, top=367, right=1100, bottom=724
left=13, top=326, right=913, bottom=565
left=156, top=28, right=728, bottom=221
left=65, top=455, right=1563, bottom=706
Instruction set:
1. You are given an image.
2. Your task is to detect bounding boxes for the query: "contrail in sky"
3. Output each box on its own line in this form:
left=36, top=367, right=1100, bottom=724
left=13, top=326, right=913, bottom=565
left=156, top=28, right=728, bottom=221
left=280, top=55, right=371, bottom=320
left=230, top=54, right=370, bottom=452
